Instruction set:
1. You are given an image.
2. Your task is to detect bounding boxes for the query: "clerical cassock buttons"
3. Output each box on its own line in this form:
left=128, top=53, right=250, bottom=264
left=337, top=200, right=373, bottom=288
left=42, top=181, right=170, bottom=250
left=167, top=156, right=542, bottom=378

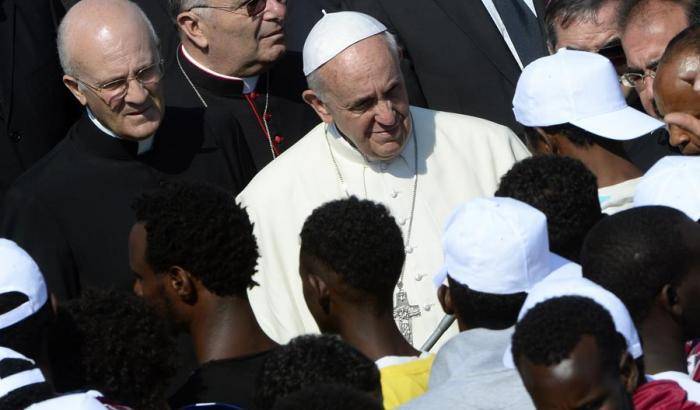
left=405, top=246, right=414, bottom=254
left=9, top=131, right=21, bottom=143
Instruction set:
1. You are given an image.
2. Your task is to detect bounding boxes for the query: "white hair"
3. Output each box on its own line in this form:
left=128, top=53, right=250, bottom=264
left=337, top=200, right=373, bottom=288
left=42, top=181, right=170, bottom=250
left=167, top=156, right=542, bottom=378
left=57, top=0, right=160, bottom=77
left=306, top=31, right=400, bottom=101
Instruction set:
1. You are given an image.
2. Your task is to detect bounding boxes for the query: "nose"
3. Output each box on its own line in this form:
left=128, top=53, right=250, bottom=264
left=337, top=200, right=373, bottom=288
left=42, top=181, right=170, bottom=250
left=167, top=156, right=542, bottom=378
left=123, top=78, right=149, bottom=105
left=374, top=100, right=397, bottom=126
left=668, top=124, right=691, bottom=148
left=264, top=0, right=286, bottom=20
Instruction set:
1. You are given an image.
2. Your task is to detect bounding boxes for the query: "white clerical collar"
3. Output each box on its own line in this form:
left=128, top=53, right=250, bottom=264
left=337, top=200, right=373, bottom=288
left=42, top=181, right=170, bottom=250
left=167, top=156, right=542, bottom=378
left=181, top=45, right=259, bottom=93
left=87, top=108, right=154, bottom=155
left=326, top=119, right=416, bottom=171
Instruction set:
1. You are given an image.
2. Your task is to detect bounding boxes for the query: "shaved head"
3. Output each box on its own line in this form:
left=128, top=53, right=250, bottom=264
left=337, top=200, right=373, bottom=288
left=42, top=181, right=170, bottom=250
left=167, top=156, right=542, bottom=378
left=57, top=0, right=158, bottom=77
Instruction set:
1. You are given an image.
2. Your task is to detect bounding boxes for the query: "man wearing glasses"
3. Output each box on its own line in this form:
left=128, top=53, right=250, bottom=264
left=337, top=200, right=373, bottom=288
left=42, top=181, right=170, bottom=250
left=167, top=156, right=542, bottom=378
left=1, top=0, right=255, bottom=300
left=619, top=0, right=699, bottom=118
left=165, top=0, right=320, bottom=170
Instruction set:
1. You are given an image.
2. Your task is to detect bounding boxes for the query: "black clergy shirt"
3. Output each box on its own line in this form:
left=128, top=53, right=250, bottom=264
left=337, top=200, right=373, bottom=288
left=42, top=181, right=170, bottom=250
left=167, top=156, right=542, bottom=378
left=164, top=45, right=320, bottom=170
left=1, top=107, right=255, bottom=300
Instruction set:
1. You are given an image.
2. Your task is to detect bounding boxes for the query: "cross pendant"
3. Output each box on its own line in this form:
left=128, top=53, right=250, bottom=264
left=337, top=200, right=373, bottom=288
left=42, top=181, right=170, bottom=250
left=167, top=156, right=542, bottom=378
left=393, top=285, right=421, bottom=345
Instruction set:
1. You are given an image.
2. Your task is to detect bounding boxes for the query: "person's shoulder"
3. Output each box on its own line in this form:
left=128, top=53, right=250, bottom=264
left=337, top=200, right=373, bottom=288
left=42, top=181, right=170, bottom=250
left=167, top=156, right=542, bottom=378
left=414, top=106, right=517, bottom=138
left=239, top=123, right=326, bottom=198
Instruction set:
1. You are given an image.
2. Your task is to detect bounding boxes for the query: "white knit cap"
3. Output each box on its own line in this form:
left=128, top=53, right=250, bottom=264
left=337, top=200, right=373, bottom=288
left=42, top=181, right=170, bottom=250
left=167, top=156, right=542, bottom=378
left=0, top=239, right=48, bottom=329
left=303, top=11, right=387, bottom=76
left=633, top=156, right=700, bottom=221
left=433, top=197, right=579, bottom=294
left=504, top=276, right=642, bottom=368
left=0, top=347, right=46, bottom=399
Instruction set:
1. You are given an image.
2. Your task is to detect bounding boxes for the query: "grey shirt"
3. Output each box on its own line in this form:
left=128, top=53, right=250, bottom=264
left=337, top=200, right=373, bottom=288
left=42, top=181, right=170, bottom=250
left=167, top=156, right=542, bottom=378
left=401, top=327, right=534, bottom=410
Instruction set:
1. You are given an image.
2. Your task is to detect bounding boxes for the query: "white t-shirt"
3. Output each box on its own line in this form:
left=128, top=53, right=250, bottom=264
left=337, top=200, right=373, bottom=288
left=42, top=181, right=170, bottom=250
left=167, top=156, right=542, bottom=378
left=599, top=177, right=642, bottom=215
left=649, top=371, right=700, bottom=403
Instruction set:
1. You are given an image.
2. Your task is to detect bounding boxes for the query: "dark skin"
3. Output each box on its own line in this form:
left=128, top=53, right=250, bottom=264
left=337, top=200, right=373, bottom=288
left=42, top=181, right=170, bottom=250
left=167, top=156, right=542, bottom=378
left=654, top=50, right=700, bottom=155
left=530, top=130, right=641, bottom=188
left=517, top=336, right=638, bottom=410
left=637, top=220, right=700, bottom=375
left=129, top=223, right=277, bottom=364
left=437, top=285, right=468, bottom=331
left=299, top=252, right=419, bottom=361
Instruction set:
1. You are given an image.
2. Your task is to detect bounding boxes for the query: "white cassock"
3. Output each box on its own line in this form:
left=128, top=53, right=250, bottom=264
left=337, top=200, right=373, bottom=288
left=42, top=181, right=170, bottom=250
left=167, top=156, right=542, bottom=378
left=237, top=106, right=531, bottom=349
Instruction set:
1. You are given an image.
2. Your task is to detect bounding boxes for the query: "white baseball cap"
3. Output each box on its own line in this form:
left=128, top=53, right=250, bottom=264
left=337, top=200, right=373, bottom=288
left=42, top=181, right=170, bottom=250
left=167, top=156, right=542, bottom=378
left=513, top=49, right=663, bottom=140
left=27, top=391, right=110, bottom=409
left=433, top=197, right=578, bottom=294
left=303, top=11, right=387, bottom=76
left=633, top=156, right=700, bottom=221
left=0, top=347, right=46, bottom=399
left=0, top=239, right=48, bottom=330
left=504, top=276, right=642, bottom=368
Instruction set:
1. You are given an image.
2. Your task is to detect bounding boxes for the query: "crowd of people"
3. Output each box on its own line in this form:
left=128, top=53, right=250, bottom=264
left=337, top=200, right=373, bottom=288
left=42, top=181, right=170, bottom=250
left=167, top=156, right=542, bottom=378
left=0, top=0, right=699, bottom=408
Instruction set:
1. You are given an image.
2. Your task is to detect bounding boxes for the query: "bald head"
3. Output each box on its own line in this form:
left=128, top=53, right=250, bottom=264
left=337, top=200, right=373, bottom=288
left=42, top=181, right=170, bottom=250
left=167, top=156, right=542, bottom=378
left=57, top=0, right=158, bottom=77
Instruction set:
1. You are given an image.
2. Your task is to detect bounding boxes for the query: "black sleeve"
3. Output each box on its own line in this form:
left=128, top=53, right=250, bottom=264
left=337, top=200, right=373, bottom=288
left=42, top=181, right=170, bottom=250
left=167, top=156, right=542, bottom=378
left=340, top=0, right=428, bottom=108
left=1, top=189, right=79, bottom=300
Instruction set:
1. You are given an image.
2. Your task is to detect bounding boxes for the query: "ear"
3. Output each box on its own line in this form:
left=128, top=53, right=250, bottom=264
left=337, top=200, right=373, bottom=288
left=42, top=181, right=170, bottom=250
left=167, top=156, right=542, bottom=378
left=306, top=273, right=332, bottom=315
left=63, top=75, right=88, bottom=106
left=302, top=90, right=333, bottom=124
left=437, top=284, right=455, bottom=315
left=534, top=127, right=558, bottom=155
left=177, top=11, right=209, bottom=50
left=660, top=283, right=683, bottom=317
left=618, top=352, right=639, bottom=393
left=167, top=266, right=197, bottom=305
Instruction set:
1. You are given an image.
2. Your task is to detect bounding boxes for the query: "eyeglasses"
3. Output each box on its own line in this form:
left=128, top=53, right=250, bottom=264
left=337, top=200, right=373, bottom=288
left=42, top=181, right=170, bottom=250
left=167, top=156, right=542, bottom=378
left=620, top=70, right=656, bottom=88
left=187, top=0, right=267, bottom=17
left=76, top=60, right=164, bottom=106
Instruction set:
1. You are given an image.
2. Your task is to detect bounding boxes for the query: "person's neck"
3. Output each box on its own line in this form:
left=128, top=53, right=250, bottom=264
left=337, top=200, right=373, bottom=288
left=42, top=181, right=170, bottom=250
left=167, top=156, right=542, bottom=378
left=189, top=295, right=277, bottom=364
left=336, top=306, right=420, bottom=362
left=639, top=312, right=688, bottom=375
left=183, top=43, right=263, bottom=78
left=567, top=143, right=641, bottom=188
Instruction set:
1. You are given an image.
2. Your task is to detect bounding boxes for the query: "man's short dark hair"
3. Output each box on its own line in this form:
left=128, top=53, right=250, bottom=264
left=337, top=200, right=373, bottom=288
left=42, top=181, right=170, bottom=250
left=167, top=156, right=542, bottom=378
left=48, top=289, right=177, bottom=409
left=447, top=277, right=526, bottom=330
left=271, top=384, right=383, bottom=410
left=0, top=358, right=54, bottom=410
left=619, top=0, right=700, bottom=32
left=659, top=24, right=700, bottom=68
left=581, top=206, right=698, bottom=325
left=133, top=179, right=259, bottom=297
left=545, top=0, right=611, bottom=48
left=512, top=295, right=627, bottom=371
left=495, top=156, right=602, bottom=262
left=524, top=123, right=601, bottom=148
left=300, top=197, right=405, bottom=312
left=0, top=292, right=52, bottom=362
left=254, top=334, right=381, bottom=410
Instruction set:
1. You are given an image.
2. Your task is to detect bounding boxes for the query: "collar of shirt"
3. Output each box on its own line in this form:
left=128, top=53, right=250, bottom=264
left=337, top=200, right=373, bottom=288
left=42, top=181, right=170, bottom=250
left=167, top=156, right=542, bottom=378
left=86, top=107, right=154, bottom=155
left=480, top=0, right=537, bottom=70
left=326, top=121, right=417, bottom=173
left=181, top=45, right=259, bottom=93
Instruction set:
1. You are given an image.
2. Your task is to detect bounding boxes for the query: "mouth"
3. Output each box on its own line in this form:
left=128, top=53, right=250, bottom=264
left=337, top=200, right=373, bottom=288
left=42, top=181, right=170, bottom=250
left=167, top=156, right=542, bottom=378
left=125, top=105, right=152, bottom=116
left=262, top=29, right=284, bottom=39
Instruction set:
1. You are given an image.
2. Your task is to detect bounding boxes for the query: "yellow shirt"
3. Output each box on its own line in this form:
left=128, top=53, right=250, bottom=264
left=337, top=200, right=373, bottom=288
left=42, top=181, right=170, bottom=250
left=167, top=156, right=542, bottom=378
left=378, top=354, right=435, bottom=409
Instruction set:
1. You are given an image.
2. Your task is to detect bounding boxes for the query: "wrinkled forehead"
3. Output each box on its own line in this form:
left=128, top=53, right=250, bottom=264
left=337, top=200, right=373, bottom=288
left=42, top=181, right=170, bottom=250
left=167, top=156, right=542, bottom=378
left=320, top=35, right=402, bottom=95
left=656, top=53, right=700, bottom=114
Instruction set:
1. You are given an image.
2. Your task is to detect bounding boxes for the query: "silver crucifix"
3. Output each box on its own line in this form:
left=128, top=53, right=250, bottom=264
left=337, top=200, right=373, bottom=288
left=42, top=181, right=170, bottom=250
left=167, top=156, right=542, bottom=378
left=393, top=282, right=421, bottom=345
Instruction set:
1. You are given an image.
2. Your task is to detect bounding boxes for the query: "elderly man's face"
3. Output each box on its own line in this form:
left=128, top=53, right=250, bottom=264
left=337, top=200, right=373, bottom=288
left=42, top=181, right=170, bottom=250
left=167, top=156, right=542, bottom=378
left=64, top=22, right=164, bottom=140
left=655, top=51, right=700, bottom=154
left=199, top=0, right=286, bottom=76
left=621, top=2, right=688, bottom=117
left=307, top=35, right=411, bottom=161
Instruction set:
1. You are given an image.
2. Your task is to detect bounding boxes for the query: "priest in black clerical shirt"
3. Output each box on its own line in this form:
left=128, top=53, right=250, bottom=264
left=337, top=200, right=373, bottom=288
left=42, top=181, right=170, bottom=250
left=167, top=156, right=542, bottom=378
left=0, top=0, right=255, bottom=300
left=165, top=0, right=320, bottom=170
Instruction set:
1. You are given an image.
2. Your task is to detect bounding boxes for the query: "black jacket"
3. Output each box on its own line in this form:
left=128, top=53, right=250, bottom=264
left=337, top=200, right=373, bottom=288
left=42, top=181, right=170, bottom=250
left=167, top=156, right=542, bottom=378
left=1, top=107, right=255, bottom=300
left=342, top=0, right=548, bottom=134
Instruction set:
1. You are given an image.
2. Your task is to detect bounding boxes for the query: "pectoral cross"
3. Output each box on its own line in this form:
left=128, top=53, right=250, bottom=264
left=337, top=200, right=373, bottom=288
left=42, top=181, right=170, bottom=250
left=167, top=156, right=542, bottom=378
left=393, top=282, right=421, bottom=345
